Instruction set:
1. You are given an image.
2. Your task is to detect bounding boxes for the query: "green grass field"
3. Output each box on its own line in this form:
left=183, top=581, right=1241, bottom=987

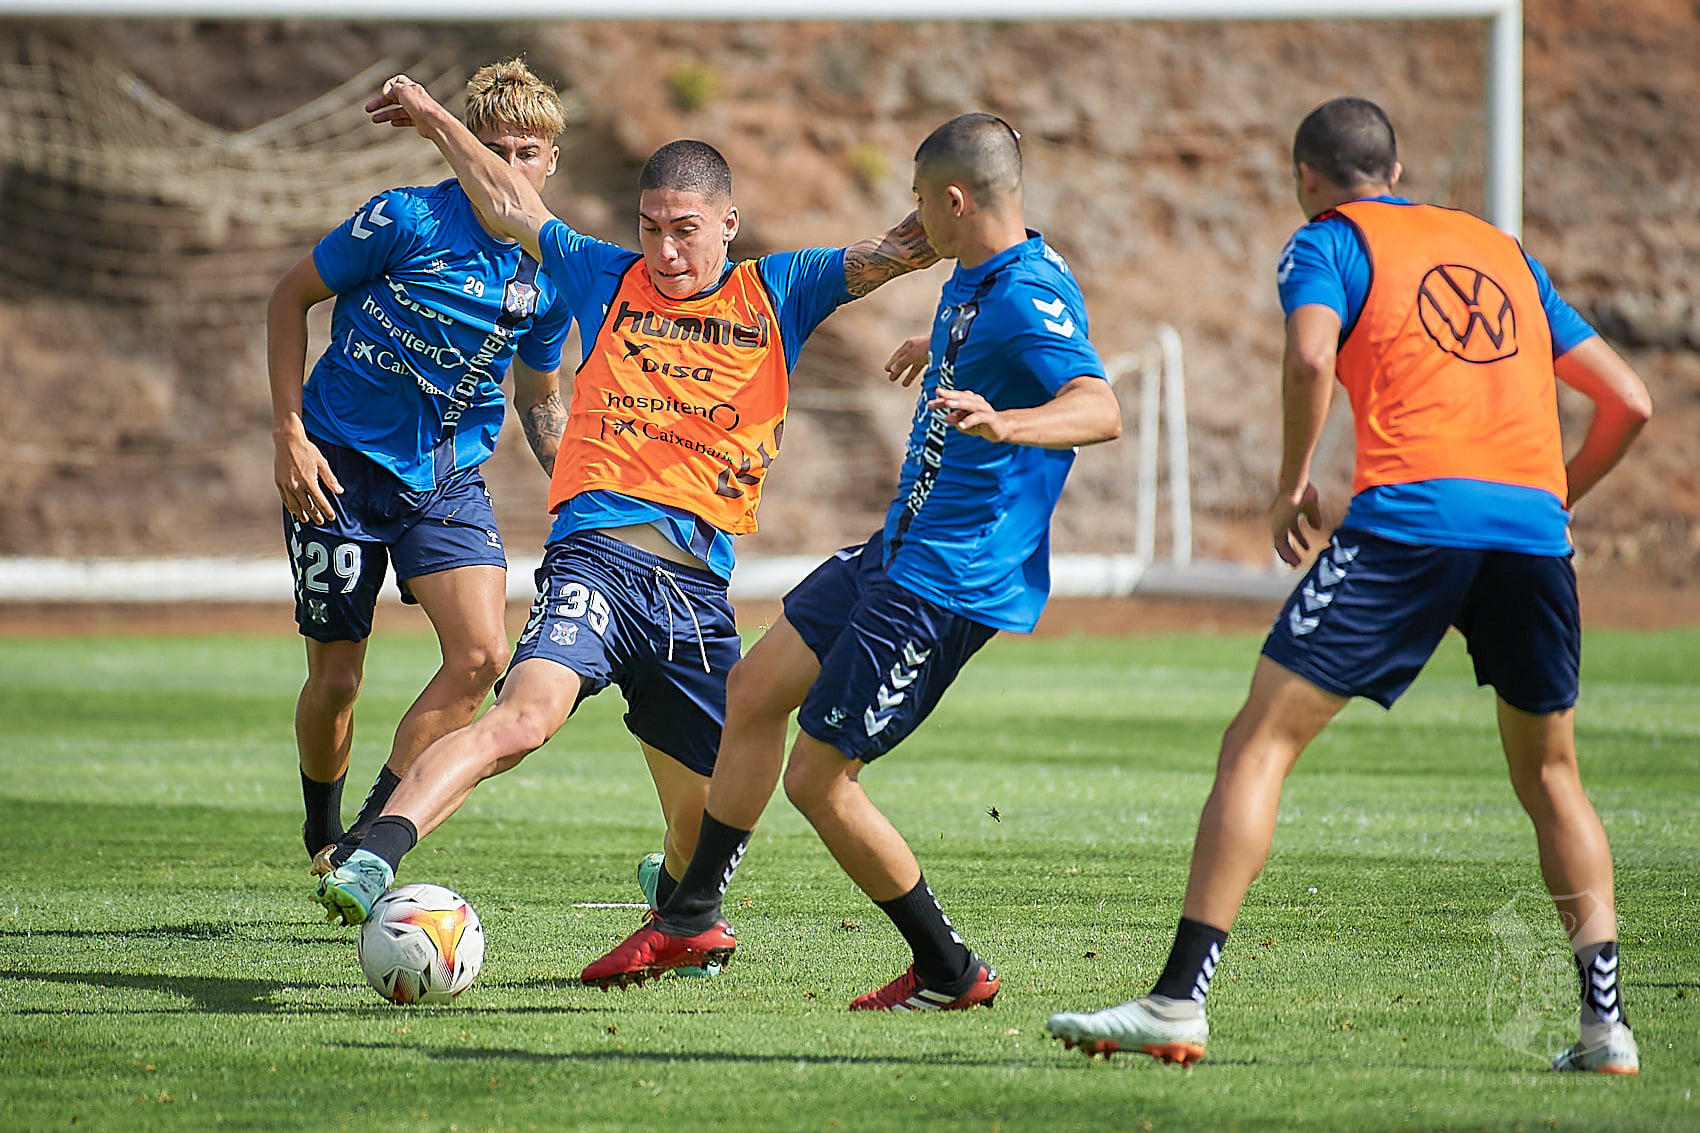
left=1, top=625, right=1696, bottom=1131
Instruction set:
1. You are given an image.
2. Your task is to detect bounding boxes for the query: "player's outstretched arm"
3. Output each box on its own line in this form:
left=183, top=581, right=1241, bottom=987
left=1553, top=335, right=1653, bottom=509
left=843, top=212, right=939, bottom=297
left=367, top=75, right=554, bottom=260
left=510, top=361, right=567, bottom=476
left=267, top=254, right=342, bottom=525
left=1271, top=303, right=1339, bottom=565
left=929, top=376, right=1121, bottom=449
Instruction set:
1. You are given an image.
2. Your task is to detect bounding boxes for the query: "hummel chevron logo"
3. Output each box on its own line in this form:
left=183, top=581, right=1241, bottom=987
left=1031, top=296, right=1076, bottom=338
left=902, top=642, right=931, bottom=668
left=864, top=707, right=897, bottom=736
left=1316, top=556, right=1347, bottom=587
left=1288, top=608, right=1321, bottom=636
left=350, top=199, right=393, bottom=240
left=875, top=684, right=906, bottom=711
left=887, top=662, right=918, bottom=689
left=1593, top=952, right=1619, bottom=974
left=1299, top=582, right=1334, bottom=613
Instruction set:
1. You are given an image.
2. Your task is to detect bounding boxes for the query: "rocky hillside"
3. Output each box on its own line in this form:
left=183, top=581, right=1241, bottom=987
left=2, top=3, right=1696, bottom=581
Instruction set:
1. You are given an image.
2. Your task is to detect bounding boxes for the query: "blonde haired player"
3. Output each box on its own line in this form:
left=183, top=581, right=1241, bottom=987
left=272, top=59, right=572, bottom=873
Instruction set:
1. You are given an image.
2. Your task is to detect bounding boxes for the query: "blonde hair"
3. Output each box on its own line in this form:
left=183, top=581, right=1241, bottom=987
left=463, top=58, right=567, bottom=141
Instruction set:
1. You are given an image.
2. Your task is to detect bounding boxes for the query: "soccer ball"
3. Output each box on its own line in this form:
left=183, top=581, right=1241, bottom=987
left=357, top=883, right=485, bottom=1005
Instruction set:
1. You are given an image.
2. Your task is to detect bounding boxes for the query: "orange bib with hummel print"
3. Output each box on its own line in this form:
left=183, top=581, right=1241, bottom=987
left=549, top=258, right=790, bottom=535
left=1331, top=201, right=1566, bottom=502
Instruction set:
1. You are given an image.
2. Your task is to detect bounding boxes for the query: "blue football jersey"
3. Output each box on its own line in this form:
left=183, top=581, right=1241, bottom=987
left=882, top=233, right=1107, bottom=633
left=303, top=180, right=573, bottom=491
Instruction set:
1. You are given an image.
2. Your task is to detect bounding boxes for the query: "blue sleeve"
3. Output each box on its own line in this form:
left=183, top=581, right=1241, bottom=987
left=756, top=248, right=854, bottom=371
left=514, top=287, right=573, bottom=372
left=312, top=189, right=421, bottom=294
left=1522, top=250, right=1598, bottom=357
left=538, top=218, right=642, bottom=327
left=1276, top=216, right=1368, bottom=328
left=994, top=280, right=1107, bottom=398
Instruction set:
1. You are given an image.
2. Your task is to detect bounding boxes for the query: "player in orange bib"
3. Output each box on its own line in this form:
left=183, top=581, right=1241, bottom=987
left=310, top=75, right=940, bottom=954
left=1047, top=97, right=1653, bottom=1074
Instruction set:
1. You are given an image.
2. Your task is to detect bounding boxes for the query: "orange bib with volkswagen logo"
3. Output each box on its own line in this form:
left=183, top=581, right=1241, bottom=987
left=549, top=258, right=789, bottom=535
left=1331, top=201, right=1566, bottom=502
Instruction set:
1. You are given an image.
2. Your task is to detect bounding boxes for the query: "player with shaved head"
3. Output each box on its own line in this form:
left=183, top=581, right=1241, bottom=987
left=309, top=76, right=941, bottom=961
left=583, top=111, right=1123, bottom=1011
left=1047, top=96, right=1652, bottom=1075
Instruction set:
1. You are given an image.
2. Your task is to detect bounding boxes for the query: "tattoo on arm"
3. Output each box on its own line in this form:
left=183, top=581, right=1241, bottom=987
left=522, top=391, right=567, bottom=475
left=844, top=212, right=940, bottom=297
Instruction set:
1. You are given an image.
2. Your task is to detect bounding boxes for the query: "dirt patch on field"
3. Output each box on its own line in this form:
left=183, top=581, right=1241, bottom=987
left=4, top=575, right=1697, bottom=639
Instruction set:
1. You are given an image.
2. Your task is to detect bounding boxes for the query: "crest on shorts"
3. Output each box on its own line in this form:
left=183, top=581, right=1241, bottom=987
left=1417, top=264, right=1518, bottom=363
left=551, top=621, right=578, bottom=646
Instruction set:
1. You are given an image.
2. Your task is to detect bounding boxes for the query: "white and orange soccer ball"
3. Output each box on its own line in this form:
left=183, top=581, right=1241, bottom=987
left=357, top=883, right=485, bottom=1004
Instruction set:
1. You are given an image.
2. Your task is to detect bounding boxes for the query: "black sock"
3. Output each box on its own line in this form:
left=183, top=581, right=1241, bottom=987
left=1575, top=940, right=1626, bottom=1028
left=654, top=865, right=679, bottom=908
left=1151, top=916, right=1229, bottom=1003
left=358, top=815, right=418, bottom=873
left=346, top=765, right=403, bottom=843
left=874, top=876, right=974, bottom=992
left=300, top=770, right=346, bottom=854
left=662, top=812, right=751, bottom=933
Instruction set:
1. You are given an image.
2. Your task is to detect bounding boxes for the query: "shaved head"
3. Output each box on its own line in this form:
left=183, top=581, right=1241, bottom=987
left=914, top=113, right=1023, bottom=203
left=640, top=139, right=733, bottom=204
left=1293, top=97, right=1398, bottom=190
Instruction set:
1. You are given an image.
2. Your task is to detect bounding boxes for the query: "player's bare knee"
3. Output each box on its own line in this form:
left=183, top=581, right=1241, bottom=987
left=781, top=760, right=831, bottom=816
left=725, top=655, right=790, bottom=725
left=304, top=664, right=363, bottom=712
left=447, top=639, right=509, bottom=698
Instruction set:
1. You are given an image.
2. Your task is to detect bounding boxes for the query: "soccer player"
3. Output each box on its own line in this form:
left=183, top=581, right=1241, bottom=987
left=309, top=75, right=941, bottom=933
left=580, top=113, right=1124, bottom=1011
left=1045, top=98, right=1651, bottom=1074
left=270, top=60, right=572, bottom=872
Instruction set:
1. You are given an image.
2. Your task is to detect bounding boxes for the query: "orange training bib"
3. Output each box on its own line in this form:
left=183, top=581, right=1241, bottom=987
left=549, top=259, right=791, bottom=535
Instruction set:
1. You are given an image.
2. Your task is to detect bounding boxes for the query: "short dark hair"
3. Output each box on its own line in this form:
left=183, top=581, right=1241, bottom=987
left=1292, top=97, right=1398, bottom=189
left=640, top=139, right=733, bottom=202
left=914, top=113, right=1023, bottom=202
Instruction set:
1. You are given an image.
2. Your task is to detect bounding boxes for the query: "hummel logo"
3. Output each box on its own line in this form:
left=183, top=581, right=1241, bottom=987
left=1288, top=608, right=1321, bottom=636
left=864, top=707, right=897, bottom=736
left=1316, top=557, right=1347, bottom=587
left=875, top=685, right=905, bottom=711
left=622, top=339, right=650, bottom=358
left=429, top=257, right=449, bottom=275
left=887, top=661, right=918, bottom=689
left=350, top=199, right=393, bottom=240
left=485, top=529, right=501, bottom=549
left=1031, top=296, right=1075, bottom=338
left=1299, top=582, right=1334, bottom=613
left=902, top=641, right=931, bottom=668
left=823, top=707, right=847, bottom=728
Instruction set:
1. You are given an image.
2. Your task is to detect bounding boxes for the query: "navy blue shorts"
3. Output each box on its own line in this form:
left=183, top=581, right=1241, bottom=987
left=787, top=535, right=998, bottom=763
left=510, top=531, right=741, bottom=776
left=284, top=437, right=506, bottom=643
left=1261, top=527, right=1580, bottom=713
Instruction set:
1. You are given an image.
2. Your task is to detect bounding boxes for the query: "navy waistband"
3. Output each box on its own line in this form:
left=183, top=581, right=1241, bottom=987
left=550, top=529, right=728, bottom=592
